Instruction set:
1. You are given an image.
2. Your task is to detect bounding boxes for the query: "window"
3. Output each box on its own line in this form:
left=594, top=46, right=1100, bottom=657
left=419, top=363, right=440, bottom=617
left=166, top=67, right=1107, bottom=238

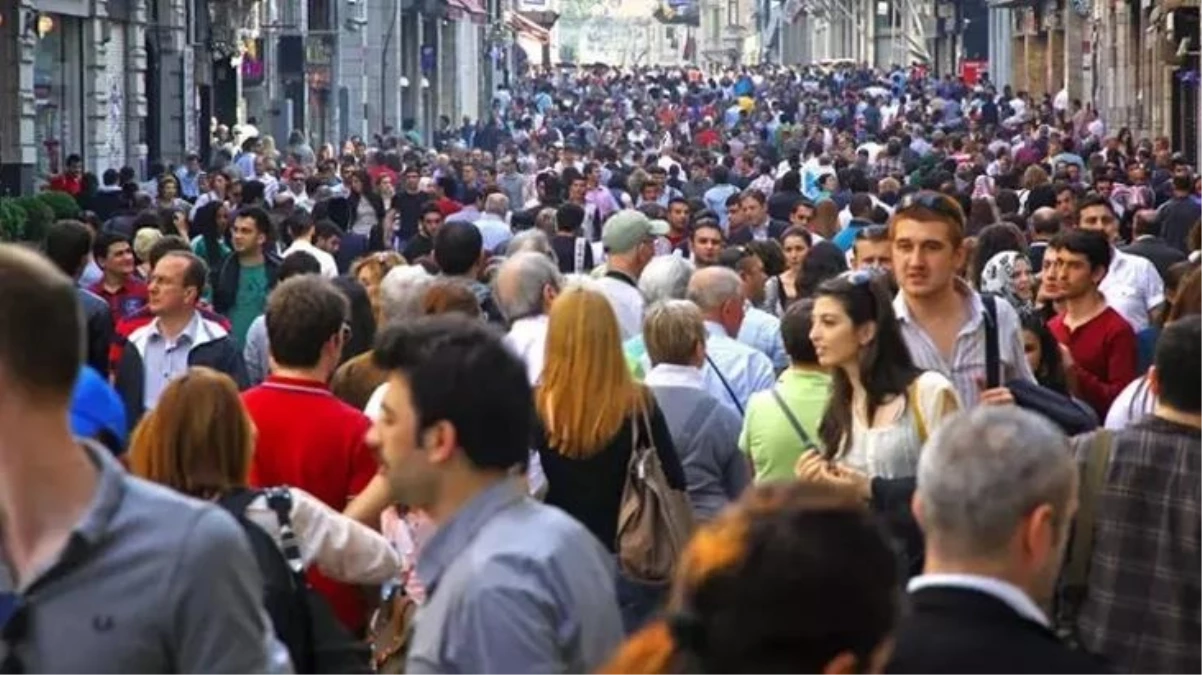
left=727, top=0, right=738, bottom=26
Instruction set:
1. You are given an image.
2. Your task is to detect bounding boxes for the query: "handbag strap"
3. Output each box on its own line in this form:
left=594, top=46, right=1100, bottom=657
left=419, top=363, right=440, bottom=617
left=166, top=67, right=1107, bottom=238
left=981, top=293, right=1002, bottom=389
left=1056, top=430, right=1113, bottom=638
left=263, top=487, right=304, bottom=574
left=574, top=236, right=586, bottom=274
left=770, top=388, right=818, bottom=452
left=705, top=354, right=744, bottom=415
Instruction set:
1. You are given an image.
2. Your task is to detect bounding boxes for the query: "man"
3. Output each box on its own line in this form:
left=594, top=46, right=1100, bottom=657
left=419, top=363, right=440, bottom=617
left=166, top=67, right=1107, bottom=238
left=886, top=407, right=1100, bottom=673
left=688, top=217, right=726, bottom=267
left=368, top=315, right=623, bottom=672
left=1065, top=317, right=1200, bottom=674
left=114, top=251, right=247, bottom=424
left=1122, top=209, right=1187, bottom=281
left=664, top=197, right=691, bottom=251
left=444, top=188, right=483, bottom=225
left=729, top=190, right=788, bottom=245
left=45, top=220, right=113, bottom=375
left=832, top=193, right=877, bottom=252
left=394, top=167, right=433, bottom=244
left=1047, top=229, right=1138, bottom=420
left=214, top=207, right=280, bottom=346
left=403, top=204, right=443, bottom=263
left=681, top=160, right=713, bottom=200
left=766, top=170, right=804, bottom=222
left=1027, top=206, right=1061, bottom=271
left=685, top=267, right=775, bottom=415
left=88, top=231, right=149, bottom=322
left=190, top=169, right=232, bottom=220
left=0, top=245, right=284, bottom=672
left=1077, top=195, right=1164, bottom=332
left=48, top=153, right=83, bottom=195
left=562, top=168, right=601, bottom=241
left=1054, top=183, right=1078, bottom=225
left=433, top=221, right=503, bottom=323
left=242, top=275, right=379, bottom=633
left=597, top=210, right=669, bottom=339
left=891, top=191, right=1035, bottom=408
left=474, top=191, right=513, bottom=255
left=175, top=152, right=203, bottom=199
left=432, top=176, right=464, bottom=217
left=717, top=246, right=788, bottom=370
left=789, top=197, right=816, bottom=233
left=1156, top=174, right=1200, bottom=254
left=703, top=166, right=740, bottom=230
left=281, top=213, right=338, bottom=277
left=851, top=224, right=892, bottom=273
left=495, top=157, right=526, bottom=211
left=493, top=251, right=562, bottom=385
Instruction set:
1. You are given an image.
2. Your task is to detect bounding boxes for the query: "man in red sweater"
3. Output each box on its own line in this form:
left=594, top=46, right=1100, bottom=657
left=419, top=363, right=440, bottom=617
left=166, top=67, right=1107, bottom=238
left=1047, top=229, right=1138, bottom=419
left=242, top=275, right=379, bottom=635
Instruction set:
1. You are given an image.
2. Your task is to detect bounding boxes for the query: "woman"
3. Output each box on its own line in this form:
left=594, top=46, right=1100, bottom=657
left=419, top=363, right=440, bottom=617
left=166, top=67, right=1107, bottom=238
left=127, top=367, right=400, bottom=586
left=347, top=169, right=387, bottom=248
left=1020, top=308, right=1071, bottom=396
left=765, top=227, right=810, bottom=314
left=331, top=276, right=376, bottom=366
left=978, top=250, right=1034, bottom=311
left=601, top=481, right=899, bottom=674
left=970, top=222, right=1027, bottom=289
left=810, top=273, right=960, bottom=480
left=796, top=240, right=848, bottom=299
left=158, top=207, right=188, bottom=239
left=190, top=200, right=232, bottom=294
left=132, top=227, right=163, bottom=280
left=352, top=252, right=406, bottom=325
left=535, top=286, right=686, bottom=632
left=156, top=175, right=190, bottom=211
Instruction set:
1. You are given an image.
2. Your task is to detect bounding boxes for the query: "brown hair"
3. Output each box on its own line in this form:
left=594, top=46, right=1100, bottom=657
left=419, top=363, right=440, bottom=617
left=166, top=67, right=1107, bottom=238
left=0, top=245, right=81, bottom=402
left=127, top=367, right=254, bottom=499
left=809, top=200, right=840, bottom=239
left=420, top=279, right=482, bottom=317
left=1167, top=266, right=1202, bottom=323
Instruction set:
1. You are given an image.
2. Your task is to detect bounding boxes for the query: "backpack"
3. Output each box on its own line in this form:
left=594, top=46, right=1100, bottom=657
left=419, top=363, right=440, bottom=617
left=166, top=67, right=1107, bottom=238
left=219, top=488, right=371, bottom=675
left=615, top=406, right=695, bottom=585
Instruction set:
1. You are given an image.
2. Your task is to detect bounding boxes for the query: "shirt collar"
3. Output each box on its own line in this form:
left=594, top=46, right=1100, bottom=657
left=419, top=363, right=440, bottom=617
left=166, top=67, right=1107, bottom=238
left=416, top=479, right=525, bottom=595
left=893, top=278, right=984, bottom=332
left=645, top=363, right=707, bottom=390
left=908, top=573, right=1050, bottom=628
left=149, top=311, right=200, bottom=345
left=704, top=320, right=731, bottom=339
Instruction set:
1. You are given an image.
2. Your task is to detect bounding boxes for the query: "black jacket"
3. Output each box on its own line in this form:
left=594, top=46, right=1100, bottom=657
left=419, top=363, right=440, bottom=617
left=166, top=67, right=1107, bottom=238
left=728, top=218, right=789, bottom=245
left=1122, top=236, right=1187, bottom=282
left=887, top=586, right=1107, bottom=674
left=78, top=288, right=113, bottom=376
left=212, top=253, right=281, bottom=317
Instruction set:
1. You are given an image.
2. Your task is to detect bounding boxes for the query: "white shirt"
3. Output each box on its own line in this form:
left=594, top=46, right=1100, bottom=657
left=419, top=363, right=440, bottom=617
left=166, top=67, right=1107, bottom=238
left=282, top=238, right=338, bottom=278
left=505, top=315, right=549, bottom=386
left=1099, top=248, right=1164, bottom=333
left=644, top=363, right=706, bottom=391
left=908, top=573, right=1050, bottom=627
left=1103, top=375, right=1156, bottom=430
left=596, top=273, right=645, bottom=340
left=698, top=321, right=776, bottom=416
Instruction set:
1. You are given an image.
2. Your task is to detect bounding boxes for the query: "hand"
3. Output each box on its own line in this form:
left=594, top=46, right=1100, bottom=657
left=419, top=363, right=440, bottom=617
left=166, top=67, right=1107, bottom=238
left=977, top=385, right=1016, bottom=407
left=1057, top=343, right=1075, bottom=369
left=795, top=453, right=872, bottom=502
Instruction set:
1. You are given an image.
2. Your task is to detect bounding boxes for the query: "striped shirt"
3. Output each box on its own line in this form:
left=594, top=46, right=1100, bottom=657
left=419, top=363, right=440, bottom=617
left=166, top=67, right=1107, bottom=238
left=893, top=282, right=1035, bottom=408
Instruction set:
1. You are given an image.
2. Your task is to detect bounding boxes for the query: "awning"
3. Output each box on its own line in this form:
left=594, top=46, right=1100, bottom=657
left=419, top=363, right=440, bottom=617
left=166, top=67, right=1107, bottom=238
left=446, top=0, right=486, bottom=19
left=519, top=9, right=560, bottom=27
left=504, top=10, right=550, bottom=44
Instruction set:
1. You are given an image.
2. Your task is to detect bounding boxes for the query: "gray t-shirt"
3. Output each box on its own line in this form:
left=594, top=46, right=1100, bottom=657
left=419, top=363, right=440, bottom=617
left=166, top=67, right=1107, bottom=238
left=0, top=440, right=289, bottom=673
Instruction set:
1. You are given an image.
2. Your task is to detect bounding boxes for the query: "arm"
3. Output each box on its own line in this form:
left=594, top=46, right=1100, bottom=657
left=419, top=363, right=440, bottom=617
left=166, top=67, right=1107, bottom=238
left=168, top=508, right=284, bottom=673
left=289, top=487, right=402, bottom=584
left=1069, top=324, right=1139, bottom=415
left=244, top=318, right=269, bottom=387
left=720, top=421, right=754, bottom=500
left=344, top=473, right=392, bottom=529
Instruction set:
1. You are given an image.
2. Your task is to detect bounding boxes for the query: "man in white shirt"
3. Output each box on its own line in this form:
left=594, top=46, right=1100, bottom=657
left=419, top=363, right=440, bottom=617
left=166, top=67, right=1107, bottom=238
left=1077, top=196, right=1164, bottom=332
left=493, top=251, right=562, bottom=386
left=473, top=192, right=514, bottom=255
left=281, top=214, right=338, bottom=278
left=596, top=210, right=668, bottom=340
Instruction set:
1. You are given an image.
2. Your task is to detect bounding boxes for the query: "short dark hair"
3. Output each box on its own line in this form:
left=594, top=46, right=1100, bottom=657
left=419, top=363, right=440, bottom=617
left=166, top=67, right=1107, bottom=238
left=780, top=298, right=819, bottom=365
left=92, top=231, right=129, bottom=262
left=314, top=220, right=342, bottom=242
left=1049, top=228, right=1112, bottom=273
left=1155, top=316, right=1201, bottom=412
left=0, top=245, right=82, bottom=401
left=848, top=193, right=874, bottom=218
left=279, top=251, right=322, bottom=280
left=555, top=203, right=585, bottom=233
left=1076, top=194, right=1117, bottom=219
left=147, top=235, right=191, bottom=268
left=1172, top=175, right=1192, bottom=193
left=420, top=203, right=443, bottom=221
left=372, top=314, right=532, bottom=471
left=433, top=221, right=483, bottom=276
left=285, top=212, right=314, bottom=240
left=44, top=220, right=93, bottom=278
left=266, top=276, right=349, bottom=368
left=235, top=206, right=273, bottom=236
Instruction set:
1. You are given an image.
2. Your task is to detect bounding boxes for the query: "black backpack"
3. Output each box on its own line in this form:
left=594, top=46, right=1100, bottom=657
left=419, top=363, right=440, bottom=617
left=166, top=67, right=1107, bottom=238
left=219, top=487, right=371, bottom=674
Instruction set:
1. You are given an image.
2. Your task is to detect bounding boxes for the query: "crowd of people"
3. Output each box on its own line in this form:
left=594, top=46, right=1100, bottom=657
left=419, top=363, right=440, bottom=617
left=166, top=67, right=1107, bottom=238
left=2, top=60, right=1201, bottom=674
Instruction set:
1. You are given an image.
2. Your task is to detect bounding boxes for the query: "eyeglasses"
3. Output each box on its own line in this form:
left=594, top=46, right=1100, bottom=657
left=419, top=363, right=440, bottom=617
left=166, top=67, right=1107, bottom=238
left=1, top=594, right=29, bottom=674
left=896, top=190, right=966, bottom=229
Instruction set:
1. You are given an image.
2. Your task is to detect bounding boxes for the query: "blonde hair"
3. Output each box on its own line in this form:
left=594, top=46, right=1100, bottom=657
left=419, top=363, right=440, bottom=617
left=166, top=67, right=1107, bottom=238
left=127, top=367, right=254, bottom=499
left=536, top=286, right=647, bottom=458
left=644, top=300, right=706, bottom=367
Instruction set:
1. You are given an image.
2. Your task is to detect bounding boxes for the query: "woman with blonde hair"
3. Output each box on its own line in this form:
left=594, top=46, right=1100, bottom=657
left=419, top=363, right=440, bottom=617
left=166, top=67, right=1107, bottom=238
left=128, top=367, right=400, bottom=588
left=600, top=481, right=900, bottom=673
left=351, top=251, right=405, bottom=324
left=535, top=285, right=686, bottom=632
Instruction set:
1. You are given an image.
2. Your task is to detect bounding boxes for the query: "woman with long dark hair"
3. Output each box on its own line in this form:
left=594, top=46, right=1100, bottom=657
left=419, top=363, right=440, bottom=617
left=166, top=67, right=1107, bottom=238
left=795, top=240, right=848, bottom=299
left=809, top=273, right=960, bottom=478
left=347, top=169, right=387, bottom=250
left=189, top=200, right=231, bottom=295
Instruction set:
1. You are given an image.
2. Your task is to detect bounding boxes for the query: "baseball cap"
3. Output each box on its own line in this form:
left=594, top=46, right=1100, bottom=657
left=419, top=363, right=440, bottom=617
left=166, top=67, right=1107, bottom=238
left=70, top=368, right=129, bottom=456
left=602, top=209, right=670, bottom=254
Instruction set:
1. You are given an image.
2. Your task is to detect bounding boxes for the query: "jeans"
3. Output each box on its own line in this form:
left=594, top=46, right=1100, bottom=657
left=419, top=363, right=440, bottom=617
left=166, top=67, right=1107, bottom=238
left=614, top=569, right=668, bottom=635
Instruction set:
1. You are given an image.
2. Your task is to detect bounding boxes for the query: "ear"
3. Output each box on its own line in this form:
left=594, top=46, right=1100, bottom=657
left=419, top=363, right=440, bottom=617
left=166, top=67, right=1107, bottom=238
left=910, top=493, right=925, bottom=531
left=1146, top=366, right=1161, bottom=397
left=423, top=420, right=458, bottom=467
left=1021, top=502, right=1056, bottom=560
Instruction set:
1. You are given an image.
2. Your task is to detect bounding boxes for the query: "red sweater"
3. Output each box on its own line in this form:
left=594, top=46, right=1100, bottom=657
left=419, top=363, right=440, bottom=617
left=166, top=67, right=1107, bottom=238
left=242, top=376, right=378, bottom=634
left=1048, top=306, right=1138, bottom=420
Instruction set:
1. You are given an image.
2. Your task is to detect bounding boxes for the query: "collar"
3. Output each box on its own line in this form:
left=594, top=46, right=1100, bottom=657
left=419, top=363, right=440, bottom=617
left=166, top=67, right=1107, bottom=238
left=262, top=375, right=332, bottom=394
left=605, top=268, right=639, bottom=289
left=704, top=319, right=731, bottom=339
left=508, top=314, right=549, bottom=334
left=645, top=363, right=707, bottom=390
left=149, top=311, right=200, bottom=345
left=908, top=573, right=1050, bottom=627
left=416, top=480, right=525, bottom=595
left=894, top=278, right=984, bottom=333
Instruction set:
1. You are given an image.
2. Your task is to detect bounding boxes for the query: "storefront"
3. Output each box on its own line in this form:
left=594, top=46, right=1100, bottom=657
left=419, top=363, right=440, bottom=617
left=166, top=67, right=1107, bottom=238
left=32, top=12, right=85, bottom=178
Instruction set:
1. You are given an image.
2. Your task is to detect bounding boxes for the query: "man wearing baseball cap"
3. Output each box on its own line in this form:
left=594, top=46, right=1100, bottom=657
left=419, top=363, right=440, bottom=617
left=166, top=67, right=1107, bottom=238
left=597, top=209, right=670, bottom=339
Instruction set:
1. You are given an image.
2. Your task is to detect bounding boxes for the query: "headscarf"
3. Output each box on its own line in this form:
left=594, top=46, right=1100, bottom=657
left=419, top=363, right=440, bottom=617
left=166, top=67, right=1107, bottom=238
left=979, top=251, right=1032, bottom=311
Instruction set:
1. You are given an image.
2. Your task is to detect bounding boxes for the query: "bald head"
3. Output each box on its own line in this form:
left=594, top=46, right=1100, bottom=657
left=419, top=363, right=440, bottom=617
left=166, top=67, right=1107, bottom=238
left=687, top=266, right=743, bottom=314
left=484, top=192, right=510, bottom=217
left=1030, top=207, right=1061, bottom=238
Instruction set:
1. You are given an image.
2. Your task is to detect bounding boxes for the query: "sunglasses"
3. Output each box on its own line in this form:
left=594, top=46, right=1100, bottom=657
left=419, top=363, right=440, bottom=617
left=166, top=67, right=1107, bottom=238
left=1, top=594, right=28, bottom=674
left=896, top=190, right=965, bottom=229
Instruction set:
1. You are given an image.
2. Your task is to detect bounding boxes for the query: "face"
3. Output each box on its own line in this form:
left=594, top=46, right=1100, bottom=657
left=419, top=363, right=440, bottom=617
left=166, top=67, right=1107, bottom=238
left=853, top=239, right=893, bottom=272
left=148, top=256, right=196, bottom=315
left=1038, top=248, right=1063, bottom=302
left=691, top=226, right=724, bottom=264
left=228, top=182, right=243, bottom=205
left=290, top=173, right=307, bottom=194
left=741, top=255, right=767, bottom=305
left=1078, top=204, right=1119, bottom=243
left=1055, top=191, right=1076, bottom=219
left=741, top=198, right=766, bottom=225
left=162, top=180, right=178, bottom=199
left=231, top=216, right=266, bottom=255
left=1011, top=257, right=1033, bottom=301
left=211, top=173, right=228, bottom=194
left=810, top=295, right=870, bottom=369
left=667, top=203, right=689, bottom=232
left=172, top=210, right=187, bottom=234
left=892, top=217, right=964, bottom=299
left=405, top=171, right=421, bottom=191
left=351, top=174, right=363, bottom=193
left=378, top=175, right=393, bottom=193
left=782, top=233, right=809, bottom=270
left=421, top=212, right=444, bottom=237
left=316, top=234, right=341, bottom=255
left=101, top=241, right=136, bottom=277
left=790, top=203, right=813, bottom=228
left=67, top=159, right=81, bottom=176
left=1051, top=249, right=1103, bottom=299
left=569, top=178, right=586, bottom=202
left=1022, top=328, right=1043, bottom=374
